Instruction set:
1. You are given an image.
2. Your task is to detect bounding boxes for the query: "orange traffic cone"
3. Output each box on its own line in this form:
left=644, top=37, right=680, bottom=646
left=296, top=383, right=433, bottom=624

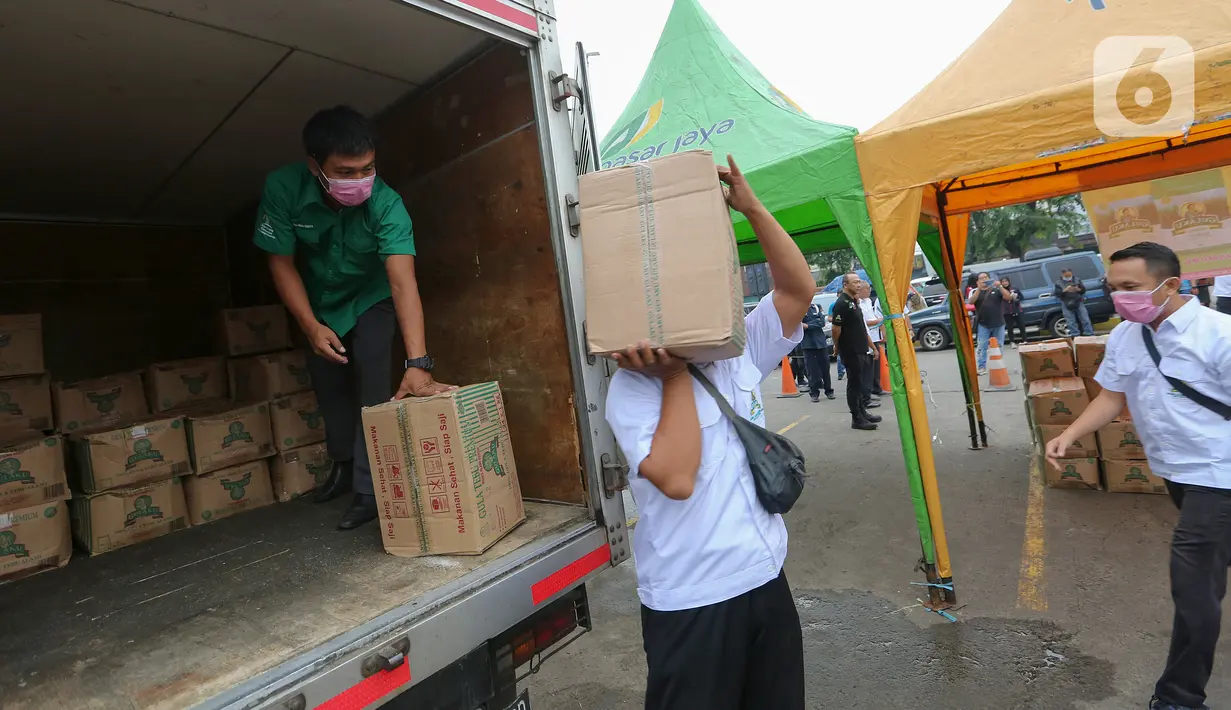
left=879, top=343, right=891, bottom=393
left=778, top=357, right=802, bottom=398
left=984, top=337, right=1017, bottom=392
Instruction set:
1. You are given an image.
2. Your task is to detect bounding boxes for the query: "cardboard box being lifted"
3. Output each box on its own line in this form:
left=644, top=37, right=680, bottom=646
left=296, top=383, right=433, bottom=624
left=270, top=442, right=330, bottom=502
left=53, top=372, right=149, bottom=432
left=1104, top=459, right=1167, bottom=495
left=361, top=382, right=525, bottom=557
left=270, top=391, right=326, bottom=452
left=0, top=433, right=68, bottom=515
left=0, top=374, right=53, bottom=432
left=1073, top=336, right=1109, bottom=379
left=146, top=356, right=228, bottom=413
left=580, top=150, right=746, bottom=362
left=70, top=416, right=192, bottom=493
left=1028, top=377, right=1089, bottom=425
left=1019, top=341, right=1075, bottom=382
left=220, top=305, right=292, bottom=356
left=69, top=477, right=189, bottom=555
left=184, top=459, right=275, bottom=525
left=0, top=501, right=71, bottom=581
left=0, top=314, right=45, bottom=378
left=228, top=350, right=312, bottom=401
left=184, top=401, right=275, bottom=474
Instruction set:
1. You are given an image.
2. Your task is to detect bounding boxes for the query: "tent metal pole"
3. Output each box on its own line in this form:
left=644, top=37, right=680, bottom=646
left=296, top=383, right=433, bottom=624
left=936, top=191, right=983, bottom=450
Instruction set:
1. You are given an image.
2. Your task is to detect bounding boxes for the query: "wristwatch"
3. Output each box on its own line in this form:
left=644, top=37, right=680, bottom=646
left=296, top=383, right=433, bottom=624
left=405, top=355, right=435, bottom=372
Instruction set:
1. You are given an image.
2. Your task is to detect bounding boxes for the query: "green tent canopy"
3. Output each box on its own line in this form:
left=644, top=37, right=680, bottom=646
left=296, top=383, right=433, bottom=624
left=598, top=0, right=941, bottom=266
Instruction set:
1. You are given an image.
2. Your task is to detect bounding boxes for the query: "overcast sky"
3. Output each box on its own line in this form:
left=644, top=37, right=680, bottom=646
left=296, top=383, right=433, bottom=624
left=553, top=0, right=1012, bottom=136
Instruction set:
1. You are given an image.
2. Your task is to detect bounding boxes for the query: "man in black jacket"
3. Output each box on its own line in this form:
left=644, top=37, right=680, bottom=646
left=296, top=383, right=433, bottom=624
left=831, top=274, right=882, bottom=431
left=801, top=303, right=834, bottom=402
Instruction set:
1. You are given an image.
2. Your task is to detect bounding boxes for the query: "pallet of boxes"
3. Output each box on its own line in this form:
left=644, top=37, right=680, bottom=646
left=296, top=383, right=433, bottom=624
left=1021, top=337, right=1165, bottom=494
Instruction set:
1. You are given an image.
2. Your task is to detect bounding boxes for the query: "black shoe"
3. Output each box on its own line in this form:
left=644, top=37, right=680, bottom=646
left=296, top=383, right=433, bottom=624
left=826, top=392, right=836, bottom=400
left=1149, top=697, right=1209, bottom=710
left=852, top=419, right=878, bottom=431
left=866, top=400, right=882, bottom=409
left=864, top=413, right=883, bottom=423
left=315, top=460, right=354, bottom=503
left=810, top=395, right=820, bottom=403
left=337, top=493, right=378, bottom=530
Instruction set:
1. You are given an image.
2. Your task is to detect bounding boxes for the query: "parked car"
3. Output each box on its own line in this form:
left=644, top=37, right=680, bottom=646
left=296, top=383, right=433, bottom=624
left=908, top=251, right=1115, bottom=351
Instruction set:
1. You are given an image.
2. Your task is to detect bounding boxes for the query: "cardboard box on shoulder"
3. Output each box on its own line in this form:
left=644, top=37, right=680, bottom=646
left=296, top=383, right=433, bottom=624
left=271, top=442, right=330, bottom=502
left=70, top=477, right=189, bottom=555
left=1104, top=459, right=1167, bottom=494
left=1019, top=341, right=1075, bottom=382
left=53, top=373, right=149, bottom=432
left=0, top=500, right=70, bottom=581
left=579, top=150, right=746, bottom=362
left=220, top=305, right=291, bottom=356
left=270, top=391, right=325, bottom=452
left=361, top=381, right=525, bottom=557
left=1073, top=336, right=1109, bottom=379
left=1035, top=425, right=1098, bottom=459
left=184, top=459, right=275, bottom=525
left=0, top=433, right=68, bottom=515
left=229, top=350, right=312, bottom=401
left=1027, top=377, right=1088, bottom=425
left=70, top=416, right=192, bottom=493
left=0, top=374, right=52, bottom=432
left=1098, top=420, right=1146, bottom=460
left=184, top=401, right=275, bottom=474
left=1044, top=456, right=1102, bottom=490
left=146, top=356, right=228, bottom=413
left=0, top=314, right=44, bottom=378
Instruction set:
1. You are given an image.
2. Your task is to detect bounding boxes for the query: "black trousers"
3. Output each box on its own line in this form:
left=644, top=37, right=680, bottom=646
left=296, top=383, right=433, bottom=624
left=841, top=349, right=870, bottom=419
left=789, top=354, right=808, bottom=385
left=642, top=571, right=805, bottom=710
left=865, top=344, right=884, bottom=396
left=1217, top=297, right=1231, bottom=316
left=305, top=299, right=396, bottom=496
left=803, top=348, right=832, bottom=398
left=1005, top=314, right=1026, bottom=344
left=1155, top=480, right=1231, bottom=708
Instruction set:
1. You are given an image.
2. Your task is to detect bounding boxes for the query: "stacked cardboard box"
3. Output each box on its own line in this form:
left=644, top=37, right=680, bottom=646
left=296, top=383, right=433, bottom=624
left=0, top=315, right=51, bottom=439
left=0, top=431, right=72, bottom=581
left=271, top=442, right=330, bottom=502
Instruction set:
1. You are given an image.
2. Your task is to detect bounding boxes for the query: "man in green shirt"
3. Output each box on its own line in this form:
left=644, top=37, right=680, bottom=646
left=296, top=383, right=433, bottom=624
left=255, top=105, right=453, bottom=530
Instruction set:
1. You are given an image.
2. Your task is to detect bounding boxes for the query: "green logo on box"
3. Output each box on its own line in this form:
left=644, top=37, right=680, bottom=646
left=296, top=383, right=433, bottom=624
left=0, top=530, right=28, bottom=559
left=1125, top=466, right=1150, bottom=483
left=1060, top=464, right=1082, bottom=480
left=221, top=472, right=252, bottom=501
left=181, top=373, right=209, bottom=395
left=300, top=409, right=323, bottom=429
left=126, top=439, right=165, bottom=469
left=0, top=457, right=33, bottom=485
left=125, top=495, right=165, bottom=526
left=1050, top=400, right=1072, bottom=416
left=222, top=421, right=253, bottom=448
left=0, top=391, right=21, bottom=415
left=481, top=438, right=505, bottom=478
left=88, top=388, right=122, bottom=413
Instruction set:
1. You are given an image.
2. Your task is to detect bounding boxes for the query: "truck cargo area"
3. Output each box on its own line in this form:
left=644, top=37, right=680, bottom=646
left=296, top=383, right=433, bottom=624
left=0, top=1, right=599, bottom=708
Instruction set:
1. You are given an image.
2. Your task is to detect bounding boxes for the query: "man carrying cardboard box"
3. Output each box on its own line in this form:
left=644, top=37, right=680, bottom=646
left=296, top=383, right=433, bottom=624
left=254, top=106, right=454, bottom=530
left=1044, top=242, right=1231, bottom=710
left=605, top=156, right=811, bottom=710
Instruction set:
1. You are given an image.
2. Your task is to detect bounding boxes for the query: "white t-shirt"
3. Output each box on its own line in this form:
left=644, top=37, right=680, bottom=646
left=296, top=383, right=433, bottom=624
left=1095, top=297, right=1231, bottom=488
left=860, top=298, right=884, bottom=344
left=1213, top=275, right=1231, bottom=298
left=605, top=293, right=803, bottom=611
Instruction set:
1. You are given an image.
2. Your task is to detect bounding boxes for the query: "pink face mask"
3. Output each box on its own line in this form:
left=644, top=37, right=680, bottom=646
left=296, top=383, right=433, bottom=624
left=319, top=173, right=375, bottom=206
left=1111, top=280, right=1172, bottom=323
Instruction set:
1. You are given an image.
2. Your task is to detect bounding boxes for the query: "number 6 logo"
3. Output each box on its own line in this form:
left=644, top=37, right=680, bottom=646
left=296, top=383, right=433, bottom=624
left=1093, top=36, right=1195, bottom=139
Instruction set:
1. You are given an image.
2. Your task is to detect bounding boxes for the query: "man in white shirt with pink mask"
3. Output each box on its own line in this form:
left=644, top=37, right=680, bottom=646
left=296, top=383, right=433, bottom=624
left=1046, top=242, right=1231, bottom=710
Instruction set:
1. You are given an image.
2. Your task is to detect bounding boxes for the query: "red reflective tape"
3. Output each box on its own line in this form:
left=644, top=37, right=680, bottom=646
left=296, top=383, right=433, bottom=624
left=531, top=544, right=608, bottom=605
left=316, top=664, right=411, bottom=710
left=456, top=0, right=538, bottom=32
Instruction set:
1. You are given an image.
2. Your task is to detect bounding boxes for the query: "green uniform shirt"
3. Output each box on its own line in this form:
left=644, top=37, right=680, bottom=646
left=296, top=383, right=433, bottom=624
left=253, top=162, right=415, bottom=337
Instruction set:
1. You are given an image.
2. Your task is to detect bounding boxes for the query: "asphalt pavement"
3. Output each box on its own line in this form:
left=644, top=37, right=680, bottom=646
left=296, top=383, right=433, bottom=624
left=526, top=347, right=1229, bottom=709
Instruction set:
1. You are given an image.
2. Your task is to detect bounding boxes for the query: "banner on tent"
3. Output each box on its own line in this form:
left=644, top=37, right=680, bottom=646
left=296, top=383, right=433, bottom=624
left=1083, top=167, right=1231, bottom=279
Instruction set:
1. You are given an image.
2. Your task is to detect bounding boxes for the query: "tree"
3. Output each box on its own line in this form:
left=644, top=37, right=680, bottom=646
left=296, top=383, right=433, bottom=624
left=807, top=248, right=859, bottom=286
left=966, top=195, right=1091, bottom=261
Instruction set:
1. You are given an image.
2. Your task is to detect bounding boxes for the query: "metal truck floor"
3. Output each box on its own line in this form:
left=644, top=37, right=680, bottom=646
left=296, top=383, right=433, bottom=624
left=0, top=497, right=590, bottom=709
